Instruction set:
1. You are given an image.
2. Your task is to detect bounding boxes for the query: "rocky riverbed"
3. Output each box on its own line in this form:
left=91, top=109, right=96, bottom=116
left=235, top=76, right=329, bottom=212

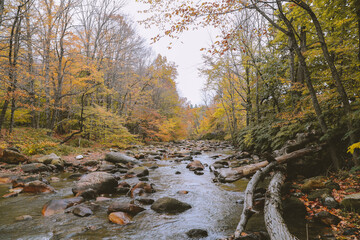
left=0, top=140, right=353, bottom=239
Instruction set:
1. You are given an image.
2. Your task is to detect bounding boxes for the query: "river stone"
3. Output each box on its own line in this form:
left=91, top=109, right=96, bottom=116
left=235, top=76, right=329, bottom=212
left=72, top=206, right=93, bottom=217
left=307, top=188, right=332, bottom=201
left=72, top=172, right=118, bottom=195
left=128, top=166, right=149, bottom=177
left=21, top=163, right=48, bottom=173
left=186, top=229, right=208, bottom=238
left=36, top=153, right=61, bottom=164
left=186, top=160, right=204, bottom=171
left=136, top=198, right=154, bottom=205
left=15, top=215, right=32, bottom=221
left=23, top=180, right=55, bottom=193
left=0, top=149, right=28, bottom=164
left=76, top=188, right=97, bottom=200
left=108, top=212, right=132, bottom=225
left=105, top=152, right=138, bottom=164
left=108, top=202, right=145, bottom=216
left=42, top=197, right=84, bottom=216
left=340, top=193, right=360, bottom=212
left=215, top=168, right=242, bottom=183
left=151, top=197, right=191, bottom=214
left=301, top=176, right=327, bottom=193
left=130, top=182, right=154, bottom=198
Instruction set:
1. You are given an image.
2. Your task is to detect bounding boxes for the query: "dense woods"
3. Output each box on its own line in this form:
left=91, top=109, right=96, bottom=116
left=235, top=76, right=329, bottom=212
left=139, top=0, right=360, bottom=169
left=0, top=0, right=191, bottom=151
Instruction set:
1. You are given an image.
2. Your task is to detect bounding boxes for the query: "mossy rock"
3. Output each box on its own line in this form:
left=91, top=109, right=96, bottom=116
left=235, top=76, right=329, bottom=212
left=340, top=193, right=360, bottom=213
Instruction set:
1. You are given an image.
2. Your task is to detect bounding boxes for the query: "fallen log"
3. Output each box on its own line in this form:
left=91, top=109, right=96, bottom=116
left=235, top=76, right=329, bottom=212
left=264, top=167, right=298, bottom=240
left=216, top=146, right=320, bottom=183
left=234, top=161, right=279, bottom=238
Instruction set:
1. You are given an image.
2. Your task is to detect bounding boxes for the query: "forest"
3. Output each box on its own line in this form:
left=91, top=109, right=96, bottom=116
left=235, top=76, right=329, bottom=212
left=0, top=0, right=360, bottom=239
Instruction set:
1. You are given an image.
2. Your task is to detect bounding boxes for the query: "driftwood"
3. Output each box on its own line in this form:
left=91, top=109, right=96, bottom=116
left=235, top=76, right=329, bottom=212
left=264, top=167, right=299, bottom=240
left=217, top=146, right=320, bottom=182
left=234, top=161, right=279, bottom=238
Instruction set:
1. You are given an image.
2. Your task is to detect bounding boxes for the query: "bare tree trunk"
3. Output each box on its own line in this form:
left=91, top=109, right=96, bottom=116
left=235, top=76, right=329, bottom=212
left=234, top=161, right=279, bottom=238
left=264, top=168, right=299, bottom=240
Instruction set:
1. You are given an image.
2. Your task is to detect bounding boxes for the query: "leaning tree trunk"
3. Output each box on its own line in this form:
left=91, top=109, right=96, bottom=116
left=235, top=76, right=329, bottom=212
left=264, top=167, right=299, bottom=240
left=234, top=161, right=279, bottom=238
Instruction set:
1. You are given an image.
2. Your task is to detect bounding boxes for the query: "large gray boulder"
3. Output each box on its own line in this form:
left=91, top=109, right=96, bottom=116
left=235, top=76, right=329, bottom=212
left=105, top=152, right=138, bottom=164
left=72, top=172, right=118, bottom=195
left=151, top=197, right=191, bottom=214
left=36, top=153, right=64, bottom=168
left=340, top=193, right=360, bottom=212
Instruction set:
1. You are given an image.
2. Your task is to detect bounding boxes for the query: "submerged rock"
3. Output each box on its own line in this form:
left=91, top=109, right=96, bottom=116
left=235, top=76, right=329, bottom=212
left=72, top=172, right=118, bottom=195
left=42, top=197, right=84, bottom=216
left=130, top=182, right=155, bottom=198
left=186, top=229, right=208, bottom=238
left=108, top=212, right=132, bottom=225
left=151, top=197, right=191, bottom=214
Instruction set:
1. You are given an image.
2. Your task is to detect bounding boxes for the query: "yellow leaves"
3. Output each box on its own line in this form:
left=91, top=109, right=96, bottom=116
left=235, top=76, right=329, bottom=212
left=347, top=142, right=360, bottom=154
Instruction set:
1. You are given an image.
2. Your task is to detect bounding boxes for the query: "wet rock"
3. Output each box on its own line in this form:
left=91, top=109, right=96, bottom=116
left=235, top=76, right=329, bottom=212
left=194, top=170, right=204, bottom=175
left=72, top=206, right=93, bottom=217
left=186, top=160, right=204, bottom=171
left=42, top=197, right=84, bottom=216
left=301, top=176, right=327, bottom=193
left=50, top=177, right=60, bottom=182
left=0, top=149, right=28, bottom=164
left=105, top=152, right=138, bottom=164
left=15, top=215, right=32, bottom=221
left=175, top=171, right=181, bottom=174
left=72, top=172, right=118, bottom=195
left=21, top=163, right=48, bottom=173
left=215, top=168, right=242, bottom=183
left=98, top=164, right=116, bottom=172
left=36, top=153, right=61, bottom=164
left=117, top=181, right=131, bottom=194
left=108, top=212, right=132, bottom=225
left=190, top=151, right=201, bottom=156
left=315, top=211, right=341, bottom=226
left=11, top=175, right=40, bottom=187
left=128, top=166, right=149, bottom=177
left=186, top=229, right=208, bottom=238
left=136, top=198, right=154, bottom=205
left=151, top=197, right=191, bottom=214
left=149, top=165, right=159, bottom=170
left=76, top=188, right=97, bottom=200
left=340, top=192, right=360, bottom=212
left=177, top=190, right=189, bottom=194
left=108, top=202, right=145, bottom=216
left=2, top=192, right=20, bottom=198
left=130, top=182, right=155, bottom=198
left=308, top=188, right=331, bottom=201
left=23, top=180, right=55, bottom=193
left=138, top=177, right=149, bottom=181
left=182, top=156, right=193, bottom=161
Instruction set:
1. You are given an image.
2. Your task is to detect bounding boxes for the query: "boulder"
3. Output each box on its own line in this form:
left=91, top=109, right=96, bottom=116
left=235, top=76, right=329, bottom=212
left=186, top=229, right=208, bottom=238
left=323, top=196, right=339, bottom=209
left=36, top=153, right=63, bottom=167
left=315, top=211, right=341, bottom=226
left=108, top=212, right=132, bottom=225
left=21, top=163, right=48, bottom=173
left=42, top=197, right=84, bottom=216
left=307, top=188, right=332, bottom=201
left=75, top=188, right=97, bottom=200
left=186, top=160, right=204, bottom=171
left=72, top=206, right=93, bottom=217
left=105, top=152, right=138, bottom=164
left=301, top=176, right=327, bottom=193
left=72, top=172, right=118, bottom=195
left=128, top=166, right=149, bottom=177
left=12, top=175, right=41, bottom=187
left=151, top=197, right=191, bottom=214
left=136, top=198, right=154, bottom=205
left=23, top=180, right=55, bottom=193
left=108, top=202, right=145, bottom=216
left=340, top=193, right=360, bottom=212
left=0, top=149, right=28, bottom=164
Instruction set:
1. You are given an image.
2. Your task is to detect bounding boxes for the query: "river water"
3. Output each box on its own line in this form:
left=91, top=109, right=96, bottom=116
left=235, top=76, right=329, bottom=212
left=0, top=150, right=326, bottom=240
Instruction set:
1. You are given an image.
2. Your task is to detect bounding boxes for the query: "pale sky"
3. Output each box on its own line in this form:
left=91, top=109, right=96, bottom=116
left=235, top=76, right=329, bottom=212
left=122, top=0, right=214, bottom=106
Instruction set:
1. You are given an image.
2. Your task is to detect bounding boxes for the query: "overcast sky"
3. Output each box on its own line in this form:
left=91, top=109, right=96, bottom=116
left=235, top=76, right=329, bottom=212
left=122, top=0, right=215, bottom=106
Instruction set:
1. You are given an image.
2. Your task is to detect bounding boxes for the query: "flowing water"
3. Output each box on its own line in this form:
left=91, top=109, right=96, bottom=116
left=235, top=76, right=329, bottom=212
left=0, top=151, right=327, bottom=240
